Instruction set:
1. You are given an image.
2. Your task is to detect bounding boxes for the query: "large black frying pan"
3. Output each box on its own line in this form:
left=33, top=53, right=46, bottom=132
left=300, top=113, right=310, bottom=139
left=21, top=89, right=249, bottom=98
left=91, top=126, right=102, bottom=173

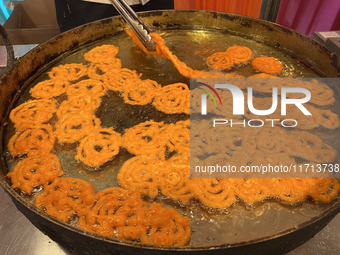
left=0, top=10, right=340, bottom=255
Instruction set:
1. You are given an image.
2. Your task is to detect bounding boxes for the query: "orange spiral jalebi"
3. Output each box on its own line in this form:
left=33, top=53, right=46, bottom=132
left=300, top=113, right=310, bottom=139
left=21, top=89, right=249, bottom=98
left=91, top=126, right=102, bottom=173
left=206, top=52, right=234, bottom=70
left=87, top=62, right=122, bottom=81
left=7, top=154, right=64, bottom=194
left=122, top=79, right=160, bottom=105
left=104, top=68, right=142, bottom=91
left=84, top=44, right=120, bottom=63
left=117, top=155, right=161, bottom=198
left=30, top=78, right=70, bottom=99
left=152, top=83, right=190, bottom=114
left=55, top=112, right=101, bottom=144
left=9, top=99, right=57, bottom=127
left=226, top=46, right=253, bottom=64
left=35, top=177, right=96, bottom=222
left=122, top=120, right=168, bottom=156
left=48, top=63, right=87, bottom=81
left=75, top=127, right=122, bottom=167
left=66, top=79, right=108, bottom=98
left=8, top=123, right=55, bottom=157
left=251, top=56, right=283, bottom=74
left=56, top=94, right=101, bottom=119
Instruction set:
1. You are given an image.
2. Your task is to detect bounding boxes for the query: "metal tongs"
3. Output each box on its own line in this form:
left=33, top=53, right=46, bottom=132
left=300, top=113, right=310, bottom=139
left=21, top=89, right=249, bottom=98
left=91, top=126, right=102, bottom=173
left=108, top=0, right=156, bottom=52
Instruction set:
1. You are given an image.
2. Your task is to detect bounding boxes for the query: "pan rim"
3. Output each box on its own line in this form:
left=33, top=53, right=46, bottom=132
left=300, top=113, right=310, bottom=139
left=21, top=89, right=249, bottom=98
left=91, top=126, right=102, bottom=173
left=0, top=9, right=340, bottom=252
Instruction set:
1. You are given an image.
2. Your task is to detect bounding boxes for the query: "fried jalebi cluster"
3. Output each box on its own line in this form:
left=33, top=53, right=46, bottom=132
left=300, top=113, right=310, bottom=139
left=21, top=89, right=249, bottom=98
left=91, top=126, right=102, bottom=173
left=126, top=30, right=245, bottom=79
left=119, top=120, right=191, bottom=204
left=127, top=30, right=335, bottom=109
left=118, top=154, right=193, bottom=204
left=28, top=43, right=190, bottom=115
left=118, top=118, right=340, bottom=208
left=48, top=64, right=123, bottom=166
left=192, top=177, right=340, bottom=206
left=127, top=30, right=335, bottom=107
left=34, top=178, right=191, bottom=245
left=118, top=147, right=340, bottom=208
left=85, top=44, right=190, bottom=113
left=35, top=177, right=96, bottom=222
left=8, top=97, right=190, bottom=246
left=206, top=46, right=253, bottom=70
left=7, top=98, right=63, bottom=194
left=55, top=99, right=121, bottom=167
left=122, top=119, right=190, bottom=157
left=192, top=120, right=337, bottom=163
left=206, top=47, right=282, bottom=74
left=78, top=187, right=191, bottom=245
left=6, top=105, right=190, bottom=245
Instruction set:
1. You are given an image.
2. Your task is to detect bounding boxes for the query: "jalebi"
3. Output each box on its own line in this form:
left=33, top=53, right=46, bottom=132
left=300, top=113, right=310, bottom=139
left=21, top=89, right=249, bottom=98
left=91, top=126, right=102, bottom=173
left=8, top=124, right=55, bottom=157
left=7, top=154, right=63, bottom=194
left=35, top=177, right=96, bottom=222
left=9, top=99, right=57, bottom=127
left=75, top=127, right=122, bottom=167
left=84, top=44, right=120, bottom=63
left=30, top=78, right=69, bottom=99
left=55, top=112, right=101, bottom=144
left=122, top=79, right=160, bottom=105
left=66, top=79, right=108, bottom=98
left=48, top=63, right=87, bottom=81
left=152, top=83, right=190, bottom=114
left=251, top=56, right=283, bottom=74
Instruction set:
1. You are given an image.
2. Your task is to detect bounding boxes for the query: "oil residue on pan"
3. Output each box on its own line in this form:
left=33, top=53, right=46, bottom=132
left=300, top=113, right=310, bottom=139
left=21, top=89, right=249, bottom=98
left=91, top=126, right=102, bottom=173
left=2, top=28, right=340, bottom=247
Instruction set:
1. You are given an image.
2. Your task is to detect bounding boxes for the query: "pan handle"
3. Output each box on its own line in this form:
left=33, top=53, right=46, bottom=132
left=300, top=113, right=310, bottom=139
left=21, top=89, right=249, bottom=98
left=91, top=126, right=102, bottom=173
left=0, top=24, right=15, bottom=75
